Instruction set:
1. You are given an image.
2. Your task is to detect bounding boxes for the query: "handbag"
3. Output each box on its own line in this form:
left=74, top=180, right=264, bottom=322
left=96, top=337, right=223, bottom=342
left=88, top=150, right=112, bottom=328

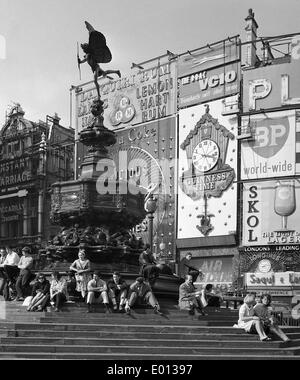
left=75, top=273, right=84, bottom=282
left=22, top=296, right=33, bottom=307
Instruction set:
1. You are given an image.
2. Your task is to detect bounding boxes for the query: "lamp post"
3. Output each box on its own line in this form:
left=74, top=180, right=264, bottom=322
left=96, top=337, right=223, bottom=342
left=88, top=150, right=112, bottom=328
left=144, top=193, right=158, bottom=254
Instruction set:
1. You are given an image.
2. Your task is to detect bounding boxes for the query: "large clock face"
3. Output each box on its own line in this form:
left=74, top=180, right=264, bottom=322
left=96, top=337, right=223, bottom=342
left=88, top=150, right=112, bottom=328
left=258, top=259, right=272, bottom=273
left=192, top=139, right=220, bottom=172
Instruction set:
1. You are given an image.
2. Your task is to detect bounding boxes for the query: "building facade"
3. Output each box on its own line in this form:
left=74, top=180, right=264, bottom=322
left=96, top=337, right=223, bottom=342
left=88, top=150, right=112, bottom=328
left=0, top=104, right=74, bottom=252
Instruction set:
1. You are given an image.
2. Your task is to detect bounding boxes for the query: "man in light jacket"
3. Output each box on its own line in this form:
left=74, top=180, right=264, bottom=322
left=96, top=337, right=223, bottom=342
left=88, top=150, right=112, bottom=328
left=0, top=246, right=20, bottom=284
left=178, top=274, right=206, bottom=316
left=15, top=246, right=34, bottom=301
left=86, top=271, right=110, bottom=313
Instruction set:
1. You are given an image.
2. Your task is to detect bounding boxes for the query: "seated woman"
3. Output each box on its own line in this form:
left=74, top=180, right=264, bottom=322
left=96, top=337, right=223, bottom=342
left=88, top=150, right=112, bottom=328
left=254, top=294, right=290, bottom=342
left=50, top=271, right=67, bottom=312
left=202, top=284, right=223, bottom=307
left=27, top=273, right=50, bottom=312
left=236, top=293, right=271, bottom=341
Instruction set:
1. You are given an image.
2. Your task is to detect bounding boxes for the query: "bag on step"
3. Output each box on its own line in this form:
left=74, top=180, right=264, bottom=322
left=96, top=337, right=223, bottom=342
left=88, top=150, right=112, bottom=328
left=22, top=296, right=33, bottom=307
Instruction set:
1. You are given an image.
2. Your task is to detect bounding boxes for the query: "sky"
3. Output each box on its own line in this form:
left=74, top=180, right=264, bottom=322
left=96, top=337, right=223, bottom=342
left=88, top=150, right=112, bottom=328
left=0, top=0, right=300, bottom=128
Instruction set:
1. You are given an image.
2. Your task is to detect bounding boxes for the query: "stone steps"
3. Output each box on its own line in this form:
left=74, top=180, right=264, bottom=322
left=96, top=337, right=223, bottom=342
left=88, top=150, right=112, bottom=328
left=6, top=329, right=263, bottom=340
left=1, top=301, right=299, bottom=360
left=0, top=343, right=299, bottom=356
left=1, top=321, right=299, bottom=334
left=1, top=336, right=298, bottom=348
left=0, top=352, right=299, bottom=360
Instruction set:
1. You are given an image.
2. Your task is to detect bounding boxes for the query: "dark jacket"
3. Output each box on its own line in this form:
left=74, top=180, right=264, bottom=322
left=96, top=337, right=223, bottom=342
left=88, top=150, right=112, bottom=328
left=107, top=277, right=128, bottom=293
left=31, top=280, right=50, bottom=296
left=129, top=281, right=152, bottom=298
left=179, top=258, right=199, bottom=277
left=139, top=251, right=156, bottom=266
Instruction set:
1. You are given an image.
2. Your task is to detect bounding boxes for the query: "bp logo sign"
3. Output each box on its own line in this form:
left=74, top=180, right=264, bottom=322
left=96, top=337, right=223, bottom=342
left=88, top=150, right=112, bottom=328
left=247, top=116, right=290, bottom=158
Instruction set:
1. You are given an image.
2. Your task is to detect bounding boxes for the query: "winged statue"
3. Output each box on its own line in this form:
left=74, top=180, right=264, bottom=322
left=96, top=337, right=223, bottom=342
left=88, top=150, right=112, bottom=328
left=78, top=21, right=121, bottom=100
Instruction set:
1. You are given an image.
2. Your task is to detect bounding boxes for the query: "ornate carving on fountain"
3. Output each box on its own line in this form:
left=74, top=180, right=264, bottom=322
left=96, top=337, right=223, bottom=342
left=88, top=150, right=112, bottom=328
left=48, top=97, right=147, bottom=264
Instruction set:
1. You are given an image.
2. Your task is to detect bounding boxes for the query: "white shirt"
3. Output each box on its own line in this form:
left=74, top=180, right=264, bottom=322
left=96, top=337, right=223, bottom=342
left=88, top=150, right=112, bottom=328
left=3, top=251, right=20, bottom=266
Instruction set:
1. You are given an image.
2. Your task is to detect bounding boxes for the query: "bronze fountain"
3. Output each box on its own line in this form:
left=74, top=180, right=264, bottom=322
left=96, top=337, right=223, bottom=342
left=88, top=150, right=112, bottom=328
left=40, top=22, right=181, bottom=296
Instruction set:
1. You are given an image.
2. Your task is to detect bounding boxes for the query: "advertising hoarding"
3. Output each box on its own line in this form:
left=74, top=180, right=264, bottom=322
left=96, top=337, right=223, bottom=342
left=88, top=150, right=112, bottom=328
left=177, top=97, right=238, bottom=239
left=76, top=62, right=177, bottom=133
left=243, top=36, right=300, bottom=111
left=242, top=180, right=300, bottom=246
left=177, top=39, right=240, bottom=108
left=178, top=63, right=240, bottom=109
left=241, top=110, right=296, bottom=180
left=182, top=256, right=234, bottom=291
left=177, top=39, right=240, bottom=78
left=108, top=116, right=176, bottom=259
left=245, top=272, right=300, bottom=287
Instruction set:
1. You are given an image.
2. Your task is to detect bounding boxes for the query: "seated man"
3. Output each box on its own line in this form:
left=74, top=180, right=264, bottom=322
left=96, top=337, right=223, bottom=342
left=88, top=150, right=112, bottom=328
left=178, top=274, right=206, bottom=316
left=179, top=252, right=202, bottom=283
left=107, top=271, right=128, bottom=312
left=125, top=277, right=162, bottom=315
left=65, top=271, right=80, bottom=301
left=138, top=244, right=160, bottom=287
left=86, top=271, right=110, bottom=313
left=15, top=246, right=34, bottom=301
left=202, top=283, right=223, bottom=307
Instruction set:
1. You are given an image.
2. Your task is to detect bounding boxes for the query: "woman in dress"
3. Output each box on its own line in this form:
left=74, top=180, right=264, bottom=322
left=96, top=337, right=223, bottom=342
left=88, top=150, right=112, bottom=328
left=69, top=249, right=92, bottom=300
left=254, top=294, right=290, bottom=342
left=237, top=293, right=271, bottom=341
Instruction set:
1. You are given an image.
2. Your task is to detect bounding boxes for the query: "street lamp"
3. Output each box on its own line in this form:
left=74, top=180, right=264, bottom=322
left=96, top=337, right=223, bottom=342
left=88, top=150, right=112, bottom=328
left=144, top=193, right=158, bottom=254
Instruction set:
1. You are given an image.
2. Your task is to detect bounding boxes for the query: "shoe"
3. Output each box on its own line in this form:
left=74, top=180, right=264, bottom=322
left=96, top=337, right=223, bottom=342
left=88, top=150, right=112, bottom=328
left=197, top=308, right=207, bottom=316
left=86, top=304, right=92, bottom=313
left=105, top=304, right=112, bottom=314
left=154, top=305, right=163, bottom=315
left=125, top=306, right=131, bottom=315
left=261, top=337, right=272, bottom=342
left=188, top=309, right=195, bottom=316
left=54, top=308, right=59, bottom=312
left=119, top=305, right=124, bottom=312
left=113, top=305, right=118, bottom=311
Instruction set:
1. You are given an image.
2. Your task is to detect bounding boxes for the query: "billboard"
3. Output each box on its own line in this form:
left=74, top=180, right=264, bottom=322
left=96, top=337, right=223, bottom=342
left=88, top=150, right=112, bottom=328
left=243, top=36, right=300, bottom=112
left=241, top=110, right=296, bottom=180
left=108, top=116, right=176, bottom=260
left=245, top=272, right=300, bottom=287
left=177, top=39, right=240, bottom=108
left=191, top=256, right=233, bottom=290
left=76, top=62, right=177, bottom=133
left=177, top=96, right=238, bottom=239
left=242, top=180, right=300, bottom=246
left=177, top=38, right=240, bottom=78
